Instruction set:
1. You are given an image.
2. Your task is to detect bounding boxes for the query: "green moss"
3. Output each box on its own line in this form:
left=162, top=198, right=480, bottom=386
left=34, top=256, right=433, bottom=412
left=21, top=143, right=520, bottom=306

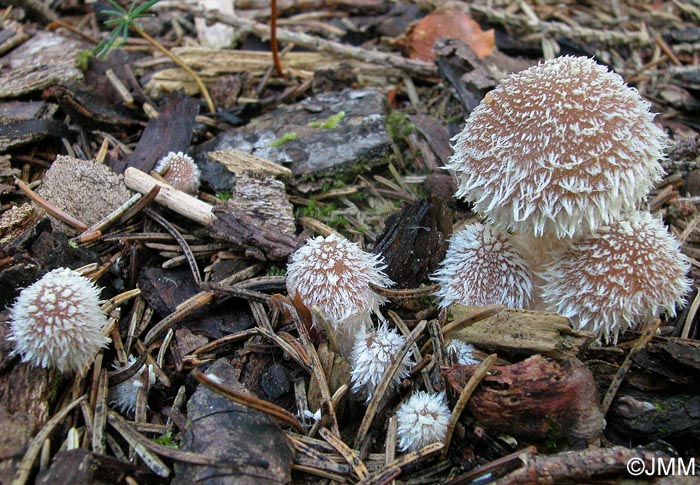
left=386, top=110, right=415, bottom=141
left=215, top=192, right=232, bottom=201
left=269, top=132, right=298, bottom=147
left=308, top=111, right=346, bottom=129
left=75, top=50, right=93, bottom=72
left=266, top=265, right=287, bottom=277
left=153, top=431, right=179, bottom=448
left=297, top=200, right=349, bottom=228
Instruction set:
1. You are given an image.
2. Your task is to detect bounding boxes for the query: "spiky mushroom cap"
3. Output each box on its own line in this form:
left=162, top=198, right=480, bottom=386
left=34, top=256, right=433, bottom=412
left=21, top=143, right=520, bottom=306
left=396, top=391, right=451, bottom=452
left=8, top=268, right=110, bottom=373
left=538, top=211, right=692, bottom=343
left=431, top=223, right=533, bottom=308
left=447, top=56, right=666, bottom=238
left=286, top=232, right=393, bottom=328
left=154, top=151, right=201, bottom=195
left=350, top=324, right=415, bottom=402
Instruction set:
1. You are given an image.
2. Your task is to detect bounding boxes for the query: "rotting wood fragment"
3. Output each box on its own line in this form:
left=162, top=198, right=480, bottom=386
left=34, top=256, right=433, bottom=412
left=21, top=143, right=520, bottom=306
left=374, top=196, right=452, bottom=289
left=447, top=306, right=595, bottom=358
left=445, top=355, right=605, bottom=449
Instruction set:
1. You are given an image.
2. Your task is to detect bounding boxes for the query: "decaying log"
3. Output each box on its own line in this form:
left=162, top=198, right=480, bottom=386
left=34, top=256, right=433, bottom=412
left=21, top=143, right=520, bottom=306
left=444, top=355, right=605, bottom=448
left=447, top=306, right=595, bottom=359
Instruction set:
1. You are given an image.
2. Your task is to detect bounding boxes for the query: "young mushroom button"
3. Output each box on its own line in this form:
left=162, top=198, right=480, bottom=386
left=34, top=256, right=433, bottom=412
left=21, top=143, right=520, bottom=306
left=8, top=268, right=110, bottom=373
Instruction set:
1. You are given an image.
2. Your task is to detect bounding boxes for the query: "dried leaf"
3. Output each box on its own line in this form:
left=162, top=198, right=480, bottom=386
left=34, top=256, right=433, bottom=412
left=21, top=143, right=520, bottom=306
left=402, top=8, right=495, bottom=61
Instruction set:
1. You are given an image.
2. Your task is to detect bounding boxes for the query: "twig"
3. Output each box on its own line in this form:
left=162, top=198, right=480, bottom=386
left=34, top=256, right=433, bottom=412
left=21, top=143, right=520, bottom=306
left=493, top=445, right=671, bottom=485
left=128, top=23, right=215, bottom=112
left=601, top=319, right=661, bottom=415
left=468, top=4, right=651, bottom=46
left=270, top=0, right=285, bottom=78
left=176, top=6, right=436, bottom=78
left=441, top=354, right=497, bottom=459
left=15, top=178, right=88, bottom=231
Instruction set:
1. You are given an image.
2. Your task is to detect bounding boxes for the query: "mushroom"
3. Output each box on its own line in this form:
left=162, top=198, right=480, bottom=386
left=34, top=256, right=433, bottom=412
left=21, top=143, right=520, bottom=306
left=537, top=211, right=692, bottom=343
left=396, top=391, right=451, bottom=452
left=8, top=267, right=110, bottom=373
left=349, top=324, right=415, bottom=402
left=109, top=355, right=156, bottom=414
left=446, top=56, right=666, bottom=239
left=286, top=232, right=393, bottom=356
left=154, top=151, right=202, bottom=195
left=431, top=223, right=533, bottom=308
left=445, top=339, right=479, bottom=365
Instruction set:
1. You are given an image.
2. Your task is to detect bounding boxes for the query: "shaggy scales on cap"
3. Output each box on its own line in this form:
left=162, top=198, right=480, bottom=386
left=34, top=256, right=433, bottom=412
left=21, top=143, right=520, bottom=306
left=286, top=233, right=393, bottom=327
left=538, top=211, right=692, bottom=343
left=154, top=151, right=201, bottom=195
left=447, top=56, right=666, bottom=238
left=432, top=223, right=533, bottom=308
left=8, top=268, right=110, bottom=373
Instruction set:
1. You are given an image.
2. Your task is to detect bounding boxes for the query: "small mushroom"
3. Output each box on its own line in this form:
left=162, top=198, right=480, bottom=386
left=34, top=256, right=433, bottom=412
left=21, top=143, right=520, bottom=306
left=8, top=267, right=110, bottom=373
left=538, top=211, right=692, bottom=343
left=286, top=233, right=393, bottom=356
left=431, top=223, right=533, bottom=308
left=396, top=391, right=451, bottom=452
left=349, top=324, right=415, bottom=402
left=447, top=56, right=666, bottom=239
left=154, top=151, right=202, bottom=195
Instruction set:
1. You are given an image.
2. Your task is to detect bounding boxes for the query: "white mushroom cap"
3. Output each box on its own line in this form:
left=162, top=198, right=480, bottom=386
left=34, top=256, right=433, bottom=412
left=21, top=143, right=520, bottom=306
left=9, top=268, right=110, bottom=373
left=538, top=211, right=692, bottom=343
left=396, top=391, right=451, bottom=452
left=447, top=56, right=666, bottom=238
left=432, top=223, right=533, bottom=308
left=286, top=233, right=393, bottom=327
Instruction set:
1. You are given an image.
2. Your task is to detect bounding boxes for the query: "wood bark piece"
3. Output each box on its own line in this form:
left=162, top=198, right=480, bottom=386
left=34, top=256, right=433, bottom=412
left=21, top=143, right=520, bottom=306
left=0, top=31, right=86, bottom=98
left=447, top=306, right=595, bottom=358
left=124, top=168, right=297, bottom=261
left=36, top=449, right=159, bottom=485
left=112, top=90, right=199, bottom=174
left=208, top=149, right=293, bottom=178
left=444, top=355, right=605, bottom=449
left=173, top=359, right=294, bottom=485
left=0, top=322, right=54, bottom=483
left=374, top=197, right=452, bottom=289
left=609, top=393, right=700, bottom=441
left=197, top=88, right=391, bottom=191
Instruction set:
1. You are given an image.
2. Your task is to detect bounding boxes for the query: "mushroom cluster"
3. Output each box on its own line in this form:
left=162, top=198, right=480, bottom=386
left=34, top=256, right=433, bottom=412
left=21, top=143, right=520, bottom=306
left=436, top=55, right=692, bottom=343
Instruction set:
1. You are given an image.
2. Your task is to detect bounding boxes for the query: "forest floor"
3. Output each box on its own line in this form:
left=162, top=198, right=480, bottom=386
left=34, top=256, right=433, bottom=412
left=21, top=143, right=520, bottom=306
left=0, top=0, right=699, bottom=483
